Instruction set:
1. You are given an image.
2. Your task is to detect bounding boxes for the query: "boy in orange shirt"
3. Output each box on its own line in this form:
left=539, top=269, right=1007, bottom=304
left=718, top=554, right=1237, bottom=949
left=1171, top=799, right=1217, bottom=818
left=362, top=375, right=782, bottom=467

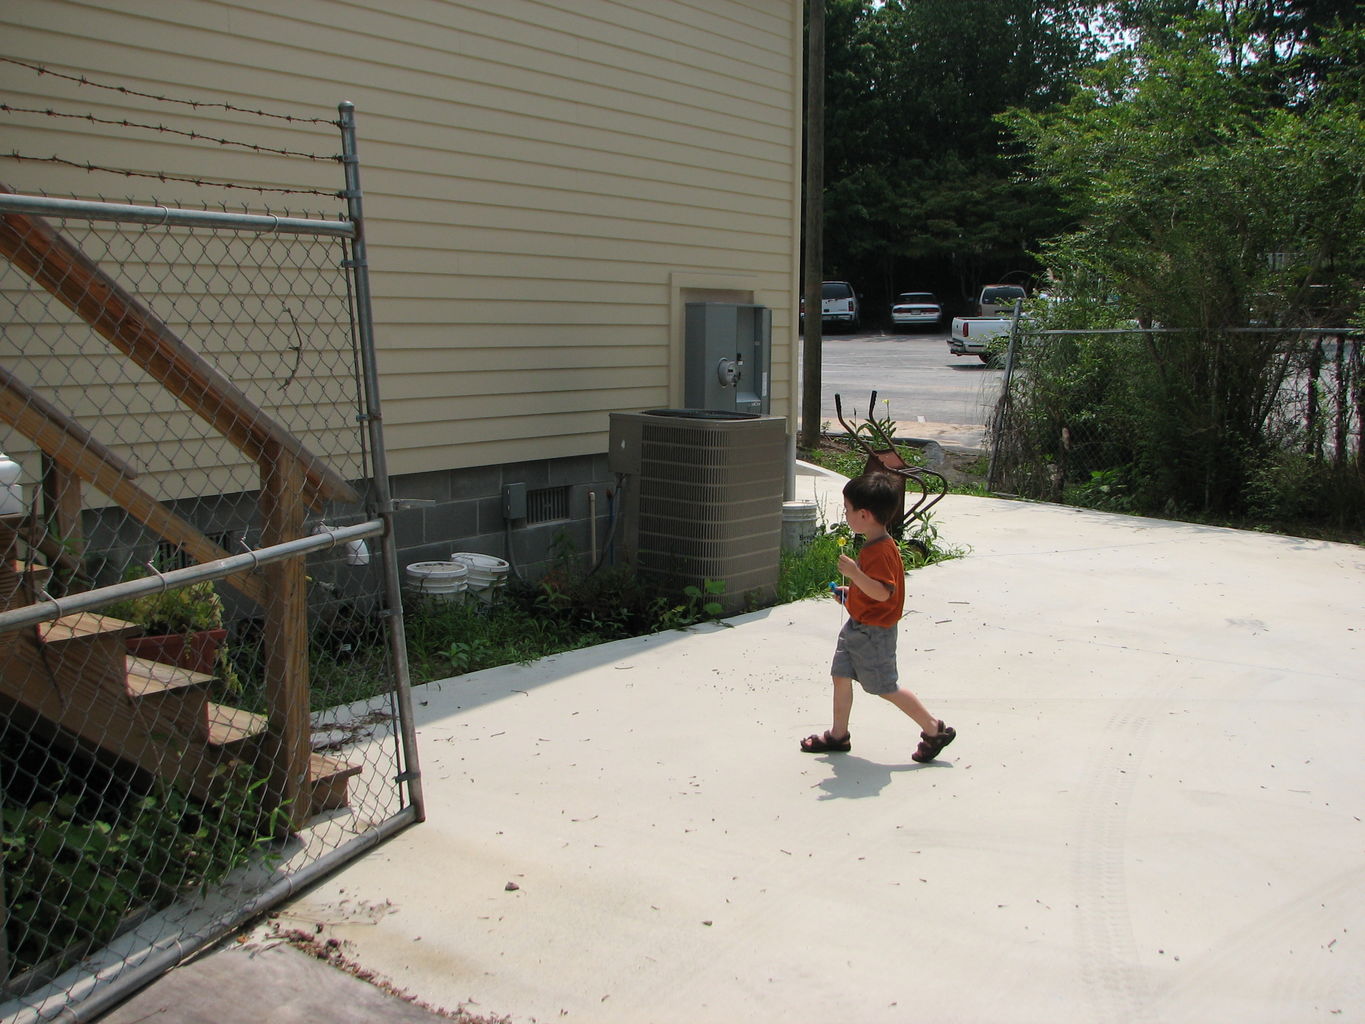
left=799, top=472, right=955, bottom=761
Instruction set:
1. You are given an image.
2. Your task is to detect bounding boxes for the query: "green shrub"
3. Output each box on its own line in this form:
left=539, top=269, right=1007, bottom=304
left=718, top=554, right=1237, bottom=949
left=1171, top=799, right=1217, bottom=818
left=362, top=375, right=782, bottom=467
left=104, top=578, right=226, bottom=637
left=778, top=513, right=963, bottom=606
left=1243, top=448, right=1332, bottom=522
left=2, top=759, right=279, bottom=981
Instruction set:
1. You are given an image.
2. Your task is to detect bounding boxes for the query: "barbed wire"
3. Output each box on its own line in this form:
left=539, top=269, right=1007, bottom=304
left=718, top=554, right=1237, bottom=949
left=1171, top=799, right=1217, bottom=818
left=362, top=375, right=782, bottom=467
left=0, top=55, right=339, bottom=126
left=3, top=151, right=344, bottom=198
left=1, top=183, right=339, bottom=223
left=1, top=103, right=340, bottom=162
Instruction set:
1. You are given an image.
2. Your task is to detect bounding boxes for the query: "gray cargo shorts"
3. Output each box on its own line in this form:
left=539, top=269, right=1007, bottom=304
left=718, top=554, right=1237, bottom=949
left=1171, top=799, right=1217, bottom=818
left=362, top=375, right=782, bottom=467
left=830, top=617, right=899, bottom=695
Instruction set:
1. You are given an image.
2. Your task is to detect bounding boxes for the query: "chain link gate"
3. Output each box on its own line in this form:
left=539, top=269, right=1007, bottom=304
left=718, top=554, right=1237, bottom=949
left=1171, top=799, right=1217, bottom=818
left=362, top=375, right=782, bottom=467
left=0, top=104, right=422, bottom=1023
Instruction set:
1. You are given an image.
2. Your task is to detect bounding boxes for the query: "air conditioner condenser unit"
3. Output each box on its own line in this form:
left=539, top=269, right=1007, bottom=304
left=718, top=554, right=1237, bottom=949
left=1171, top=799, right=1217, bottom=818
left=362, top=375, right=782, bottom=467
left=609, top=410, right=786, bottom=614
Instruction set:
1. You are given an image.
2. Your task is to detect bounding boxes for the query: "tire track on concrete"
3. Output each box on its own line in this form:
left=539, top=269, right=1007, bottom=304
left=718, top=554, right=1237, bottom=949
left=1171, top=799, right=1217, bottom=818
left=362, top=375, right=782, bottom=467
left=1073, top=708, right=1157, bottom=1023
left=1145, top=867, right=1365, bottom=1022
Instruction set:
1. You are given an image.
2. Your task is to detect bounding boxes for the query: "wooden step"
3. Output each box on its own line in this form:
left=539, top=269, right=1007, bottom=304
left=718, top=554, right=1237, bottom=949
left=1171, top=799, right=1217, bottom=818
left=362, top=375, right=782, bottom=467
left=11, top=559, right=51, bottom=580
left=10, top=619, right=210, bottom=740
left=0, top=561, right=29, bottom=651
left=125, top=654, right=212, bottom=737
left=0, top=564, right=18, bottom=607
left=39, top=611, right=143, bottom=644
left=1, top=631, right=217, bottom=798
left=0, top=517, right=28, bottom=562
left=201, top=702, right=361, bottom=814
left=309, top=752, right=363, bottom=814
left=2, top=560, right=52, bottom=618
left=22, top=610, right=141, bottom=683
left=207, top=702, right=267, bottom=750
left=124, top=654, right=215, bottom=698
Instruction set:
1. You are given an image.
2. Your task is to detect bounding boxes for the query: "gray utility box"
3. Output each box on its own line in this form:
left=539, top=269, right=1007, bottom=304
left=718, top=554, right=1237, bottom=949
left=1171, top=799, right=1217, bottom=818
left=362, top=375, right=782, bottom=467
left=608, top=409, right=785, bottom=614
left=684, top=302, right=771, bottom=414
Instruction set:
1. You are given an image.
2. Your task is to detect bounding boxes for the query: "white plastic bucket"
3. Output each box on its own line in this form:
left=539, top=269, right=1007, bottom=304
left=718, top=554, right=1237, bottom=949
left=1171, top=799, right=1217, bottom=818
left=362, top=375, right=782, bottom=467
left=450, top=552, right=510, bottom=603
left=405, top=560, right=468, bottom=601
left=781, top=500, right=820, bottom=550
left=0, top=452, right=24, bottom=516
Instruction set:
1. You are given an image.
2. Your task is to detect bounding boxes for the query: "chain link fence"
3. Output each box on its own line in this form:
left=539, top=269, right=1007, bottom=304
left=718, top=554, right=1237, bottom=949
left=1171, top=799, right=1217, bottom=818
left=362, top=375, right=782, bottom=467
left=1, top=104, right=420, bottom=1022
left=988, top=326, right=1364, bottom=523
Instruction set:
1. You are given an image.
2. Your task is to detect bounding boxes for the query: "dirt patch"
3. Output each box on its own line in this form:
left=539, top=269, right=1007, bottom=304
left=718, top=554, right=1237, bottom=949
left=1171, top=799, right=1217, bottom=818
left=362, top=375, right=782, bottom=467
left=248, top=920, right=512, bottom=1024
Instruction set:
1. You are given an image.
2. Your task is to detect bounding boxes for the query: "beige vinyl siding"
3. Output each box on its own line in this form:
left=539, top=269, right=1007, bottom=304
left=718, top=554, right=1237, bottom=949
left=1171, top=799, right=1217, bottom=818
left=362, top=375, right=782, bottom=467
left=0, top=180, right=363, bottom=493
left=1, top=0, right=802, bottom=484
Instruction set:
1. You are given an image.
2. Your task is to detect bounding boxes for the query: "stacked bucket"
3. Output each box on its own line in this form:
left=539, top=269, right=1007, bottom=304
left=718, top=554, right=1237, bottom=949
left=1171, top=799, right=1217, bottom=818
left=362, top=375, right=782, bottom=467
left=405, top=552, right=510, bottom=604
left=450, top=552, right=510, bottom=603
left=404, top=560, right=468, bottom=601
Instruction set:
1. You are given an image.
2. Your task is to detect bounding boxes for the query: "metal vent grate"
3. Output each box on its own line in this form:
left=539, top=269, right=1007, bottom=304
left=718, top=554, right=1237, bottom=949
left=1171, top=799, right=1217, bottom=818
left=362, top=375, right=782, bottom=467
left=153, top=540, right=192, bottom=570
left=527, top=485, right=570, bottom=524
left=155, top=534, right=235, bottom=569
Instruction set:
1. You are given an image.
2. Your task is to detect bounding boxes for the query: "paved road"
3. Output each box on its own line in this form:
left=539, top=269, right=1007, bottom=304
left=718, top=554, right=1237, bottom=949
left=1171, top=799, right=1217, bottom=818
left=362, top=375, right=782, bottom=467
left=807, top=327, right=1002, bottom=448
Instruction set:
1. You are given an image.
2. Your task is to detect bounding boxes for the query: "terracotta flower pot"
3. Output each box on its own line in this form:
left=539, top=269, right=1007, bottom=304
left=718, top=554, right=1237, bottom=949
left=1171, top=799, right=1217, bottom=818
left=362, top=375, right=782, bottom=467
left=125, top=628, right=228, bottom=675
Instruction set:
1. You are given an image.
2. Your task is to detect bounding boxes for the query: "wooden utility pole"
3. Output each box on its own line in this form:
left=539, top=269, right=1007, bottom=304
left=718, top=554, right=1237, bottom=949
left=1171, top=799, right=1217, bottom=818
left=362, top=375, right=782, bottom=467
left=800, top=0, right=826, bottom=450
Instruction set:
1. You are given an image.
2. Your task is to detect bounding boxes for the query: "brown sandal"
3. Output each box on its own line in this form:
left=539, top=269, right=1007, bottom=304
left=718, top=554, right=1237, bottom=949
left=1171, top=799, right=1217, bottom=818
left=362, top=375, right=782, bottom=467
left=800, top=730, right=851, bottom=753
left=912, top=722, right=955, bottom=762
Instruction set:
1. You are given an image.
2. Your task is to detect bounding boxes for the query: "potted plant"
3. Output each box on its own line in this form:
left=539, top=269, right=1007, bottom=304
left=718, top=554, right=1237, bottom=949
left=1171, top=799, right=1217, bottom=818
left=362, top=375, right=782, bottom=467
left=107, top=577, right=236, bottom=682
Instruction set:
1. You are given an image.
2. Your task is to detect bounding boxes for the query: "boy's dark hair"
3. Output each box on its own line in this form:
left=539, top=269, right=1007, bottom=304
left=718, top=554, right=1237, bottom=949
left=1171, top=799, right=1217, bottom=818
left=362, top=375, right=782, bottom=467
left=843, top=471, right=900, bottom=526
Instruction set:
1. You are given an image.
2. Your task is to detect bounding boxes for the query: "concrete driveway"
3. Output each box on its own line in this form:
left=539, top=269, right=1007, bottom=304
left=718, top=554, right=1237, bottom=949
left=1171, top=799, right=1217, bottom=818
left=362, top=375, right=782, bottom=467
left=101, top=474, right=1365, bottom=1024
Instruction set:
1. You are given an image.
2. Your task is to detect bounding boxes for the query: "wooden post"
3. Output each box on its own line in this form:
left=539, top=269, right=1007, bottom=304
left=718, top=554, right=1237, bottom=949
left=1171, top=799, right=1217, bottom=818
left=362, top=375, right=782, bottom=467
left=258, top=445, right=311, bottom=834
left=0, top=555, right=9, bottom=973
left=41, top=456, right=85, bottom=594
left=0, top=769, right=8, bottom=983
left=40, top=457, right=83, bottom=547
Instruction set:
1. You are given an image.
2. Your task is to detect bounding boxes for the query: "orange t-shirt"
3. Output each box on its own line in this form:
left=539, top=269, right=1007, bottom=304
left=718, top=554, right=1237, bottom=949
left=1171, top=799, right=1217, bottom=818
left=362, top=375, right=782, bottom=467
left=847, top=535, right=904, bottom=627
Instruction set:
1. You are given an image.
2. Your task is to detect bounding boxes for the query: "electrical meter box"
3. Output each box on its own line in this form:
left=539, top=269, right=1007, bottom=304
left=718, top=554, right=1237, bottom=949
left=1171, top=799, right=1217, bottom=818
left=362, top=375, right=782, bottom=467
left=684, top=302, right=771, bottom=414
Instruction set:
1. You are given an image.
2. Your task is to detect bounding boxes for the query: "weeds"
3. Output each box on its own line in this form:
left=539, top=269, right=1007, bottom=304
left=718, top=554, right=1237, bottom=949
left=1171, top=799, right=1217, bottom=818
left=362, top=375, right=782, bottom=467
left=397, top=559, right=733, bottom=687
left=1, top=752, right=282, bottom=981
left=800, top=427, right=990, bottom=500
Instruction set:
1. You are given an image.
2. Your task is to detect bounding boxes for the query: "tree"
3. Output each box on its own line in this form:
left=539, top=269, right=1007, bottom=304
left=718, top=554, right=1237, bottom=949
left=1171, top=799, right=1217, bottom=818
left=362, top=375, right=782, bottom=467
left=1001, top=9, right=1365, bottom=519
left=819, top=0, right=1100, bottom=315
left=1107, top=0, right=1365, bottom=86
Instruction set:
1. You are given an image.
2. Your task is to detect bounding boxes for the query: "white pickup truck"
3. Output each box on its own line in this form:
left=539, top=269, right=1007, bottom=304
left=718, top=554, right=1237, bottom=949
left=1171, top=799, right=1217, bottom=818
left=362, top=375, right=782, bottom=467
left=948, top=316, right=1014, bottom=362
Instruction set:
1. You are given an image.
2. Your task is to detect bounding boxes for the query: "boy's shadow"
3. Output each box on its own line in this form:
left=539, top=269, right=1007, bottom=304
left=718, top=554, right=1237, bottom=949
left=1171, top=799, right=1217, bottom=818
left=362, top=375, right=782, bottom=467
left=811, top=754, right=950, bottom=800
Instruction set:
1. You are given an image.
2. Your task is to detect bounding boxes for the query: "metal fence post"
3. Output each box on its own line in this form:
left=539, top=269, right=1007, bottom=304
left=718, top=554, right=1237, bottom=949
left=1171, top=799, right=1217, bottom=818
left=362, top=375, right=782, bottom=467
left=338, top=101, right=426, bottom=823
left=986, top=299, right=1024, bottom=492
